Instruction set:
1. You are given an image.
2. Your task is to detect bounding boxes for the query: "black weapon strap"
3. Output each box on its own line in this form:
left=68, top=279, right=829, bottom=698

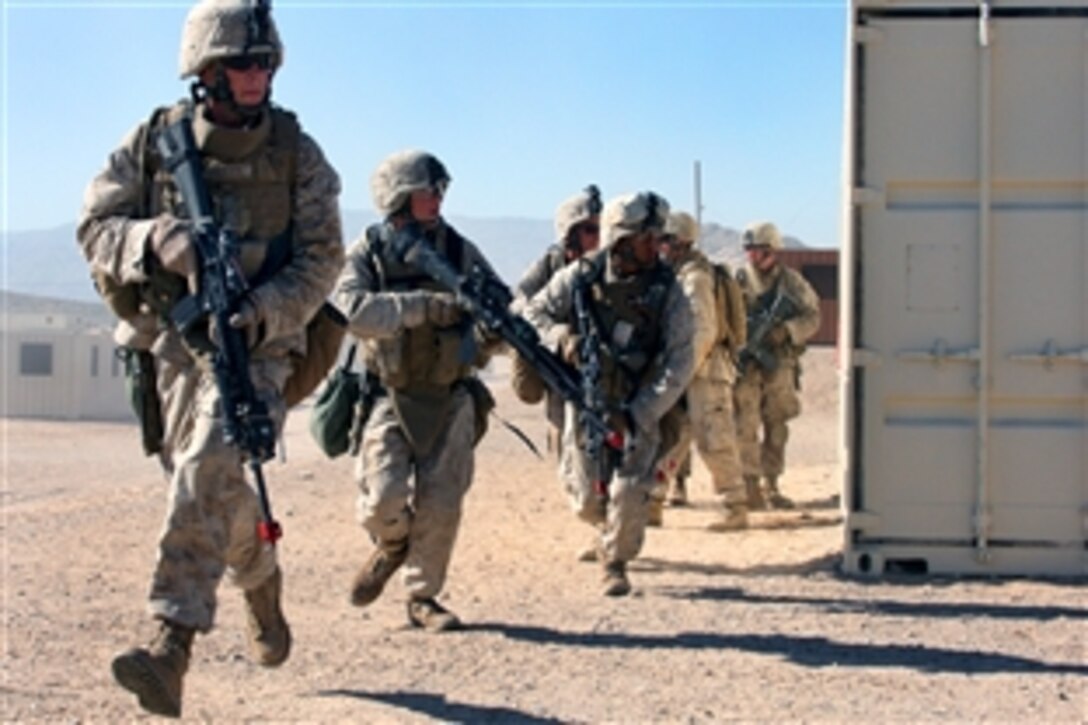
left=368, top=220, right=465, bottom=291
left=492, top=411, right=542, bottom=459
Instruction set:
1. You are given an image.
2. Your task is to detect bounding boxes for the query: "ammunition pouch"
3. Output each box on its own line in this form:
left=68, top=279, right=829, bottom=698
left=308, top=343, right=370, bottom=458
left=510, top=350, right=545, bottom=404
left=118, top=347, right=164, bottom=456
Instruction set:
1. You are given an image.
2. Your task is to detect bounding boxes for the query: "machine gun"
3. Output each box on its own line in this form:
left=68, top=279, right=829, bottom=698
left=155, top=113, right=282, bottom=544
left=389, top=223, right=624, bottom=453
left=737, top=288, right=802, bottom=373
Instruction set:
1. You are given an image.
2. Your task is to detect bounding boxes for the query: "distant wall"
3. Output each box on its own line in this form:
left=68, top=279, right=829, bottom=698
left=775, top=249, right=839, bottom=346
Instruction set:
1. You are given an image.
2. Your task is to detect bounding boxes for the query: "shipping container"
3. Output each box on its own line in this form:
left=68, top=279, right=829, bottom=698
left=840, top=0, right=1087, bottom=575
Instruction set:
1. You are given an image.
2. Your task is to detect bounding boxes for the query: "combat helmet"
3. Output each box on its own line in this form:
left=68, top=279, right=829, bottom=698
left=554, top=185, right=603, bottom=243
left=601, top=191, right=670, bottom=250
left=742, top=221, right=783, bottom=250
left=370, top=150, right=451, bottom=217
left=664, top=211, right=698, bottom=245
left=179, top=0, right=283, bottom=79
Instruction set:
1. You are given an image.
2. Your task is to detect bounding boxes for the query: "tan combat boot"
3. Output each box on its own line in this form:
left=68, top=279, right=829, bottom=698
left=745, top=475, right=766, bottom=510
left=647, top=496, right=665, bottom=527
left=350, top=539, right=409, bottom=607
left=244, top=567, right=291, bottom=667
left=111, top=620, right=194, bottom=718
left=601, top=561, right=631, bottom=597
left=407, top=597, right=463, bottom=632
left=707, top=502, right=749, bottom=532
left=765, top=476, right=795, bottom=510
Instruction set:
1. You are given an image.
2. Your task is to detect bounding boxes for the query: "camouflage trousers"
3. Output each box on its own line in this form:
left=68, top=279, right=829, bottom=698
left=734, top=358, right=802, bottom=478
left=559, top=403, right=659, bottom=564
left=657, top=376, right=745, bottom=505
left=149, top=353, right=289, bottom=633
left=355, top=388, right=475, bottom=601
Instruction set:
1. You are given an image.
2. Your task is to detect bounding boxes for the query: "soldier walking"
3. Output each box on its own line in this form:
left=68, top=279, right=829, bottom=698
left=511, top=185, right=603, bottom=450
left=333, top=150, right=501, bottom=632
left=656, top=211, right=749, bottom=531
left=733, top=222, right=821, bottom=509
left=524, top=192, right=695, bottom=596
left=77, top=0, right=343, bottom=716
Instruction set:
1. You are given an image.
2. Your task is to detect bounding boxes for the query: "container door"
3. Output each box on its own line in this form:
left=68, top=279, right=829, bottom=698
left=847, top=5, right=1087, bottom=574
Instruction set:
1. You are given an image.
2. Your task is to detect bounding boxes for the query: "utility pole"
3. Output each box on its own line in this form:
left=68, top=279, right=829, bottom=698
left=693, top=160, right=704, bottom=232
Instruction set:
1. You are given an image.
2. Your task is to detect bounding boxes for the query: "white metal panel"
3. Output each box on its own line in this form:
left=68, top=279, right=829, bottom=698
left=842, top=4, right=1088, bottom=575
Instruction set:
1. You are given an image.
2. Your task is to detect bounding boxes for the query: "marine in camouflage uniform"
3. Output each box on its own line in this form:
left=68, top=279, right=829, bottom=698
left=525, top=192, right=695, bottom=596
left=733, top=222, right=821, bottom=509
left=655, top=211, right=748, bottom=531
left=333, top=149, right=501, bottom=632
left=77, top=1, right=343, bottom=716
left=510, top=185, right=602, bottom=450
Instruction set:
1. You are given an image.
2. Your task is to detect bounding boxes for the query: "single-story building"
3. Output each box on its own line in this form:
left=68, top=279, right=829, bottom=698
left=2, top=313, right=131, bottom=421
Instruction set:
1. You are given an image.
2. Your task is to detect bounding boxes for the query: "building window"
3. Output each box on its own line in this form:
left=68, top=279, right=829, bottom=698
left=20, top=343, right=53, bottom=376
left=90, top=345, right=100, bottom=378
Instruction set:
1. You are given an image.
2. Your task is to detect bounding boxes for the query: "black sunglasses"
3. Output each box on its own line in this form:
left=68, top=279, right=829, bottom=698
left=221, top=54, right=273, bottom=71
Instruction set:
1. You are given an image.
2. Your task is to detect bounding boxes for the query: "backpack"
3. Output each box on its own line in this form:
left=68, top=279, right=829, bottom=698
left=711, top=262, right=747, bottom=355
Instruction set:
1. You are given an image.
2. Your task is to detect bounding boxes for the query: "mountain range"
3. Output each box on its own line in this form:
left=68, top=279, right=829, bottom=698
left=2, top=211, right=807, bottom=304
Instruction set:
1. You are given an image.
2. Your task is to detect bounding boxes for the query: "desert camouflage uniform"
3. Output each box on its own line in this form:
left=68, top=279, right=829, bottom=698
left=514, top=245, right=572, bottom=435
left=77, top=102, right=343, bottom=632
left=734, top=260, right=821, bottom=487
left=524, top=197, right=694, bottom=577
left=512, top=187, right=601, bottom=439
left=657, top=247, right=746, bottom=511
left=334, top=219, right=498, bottom=603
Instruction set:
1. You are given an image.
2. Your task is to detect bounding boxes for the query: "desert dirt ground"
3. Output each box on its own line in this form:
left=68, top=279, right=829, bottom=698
left=2, top=347, right=1085, bottom=722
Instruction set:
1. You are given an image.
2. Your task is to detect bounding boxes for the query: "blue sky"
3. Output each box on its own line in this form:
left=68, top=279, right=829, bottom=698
left=2, top=1, right=847, bottom=247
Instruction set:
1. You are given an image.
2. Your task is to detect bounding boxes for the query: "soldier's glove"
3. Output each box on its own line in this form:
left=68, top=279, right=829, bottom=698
left=426, top=292, right=464, bottom=327
left=149, top=215, right=198, bottom=288
left=400, top=290, right=463, bottom=328
left=210, top=297, right=264, bottom=350
left=559, top=331, right=581, bottom=364
left=616, top=405, right=651, bottom=476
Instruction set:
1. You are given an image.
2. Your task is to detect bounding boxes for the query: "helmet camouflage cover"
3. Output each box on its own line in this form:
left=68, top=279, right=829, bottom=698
left=370, top=149, right=451, bottom=216
left=553, top=184, right=602, bottom=242
left=664, top=211, right=698, bottom=244
left=601, top=191, right=670, bottom=249
left=742, top=221, right=783, bottom=250
left=179, top=0, right=284, bottom=79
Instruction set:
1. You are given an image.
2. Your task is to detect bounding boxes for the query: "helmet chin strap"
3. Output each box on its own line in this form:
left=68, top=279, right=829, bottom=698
left=189, top=67, right=271, bottom=124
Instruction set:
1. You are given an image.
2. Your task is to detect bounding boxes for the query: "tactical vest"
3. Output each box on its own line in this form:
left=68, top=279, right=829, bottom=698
left=147, top=101, right=299, bottom=283
left=738, top=264, right=804, bottom=358
left=364, top=223, right=474, bottom=390
left=576, top=254, right=674, bottom=407
left=96, top=101, right=300, bottom=322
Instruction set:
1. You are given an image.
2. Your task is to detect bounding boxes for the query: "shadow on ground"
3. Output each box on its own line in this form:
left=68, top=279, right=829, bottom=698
left=313, top=689, right=562, bottom=724
left=469, top=622, right=1087, bottom=676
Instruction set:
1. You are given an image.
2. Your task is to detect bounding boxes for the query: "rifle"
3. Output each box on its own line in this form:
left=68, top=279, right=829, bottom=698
left=155, top=113, right=282, bottom=545
left=572, top=276, right=618, bottom=498
left=388, top=223, right=624, bottom=453
left=737, top=288, right=801, bottom=373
